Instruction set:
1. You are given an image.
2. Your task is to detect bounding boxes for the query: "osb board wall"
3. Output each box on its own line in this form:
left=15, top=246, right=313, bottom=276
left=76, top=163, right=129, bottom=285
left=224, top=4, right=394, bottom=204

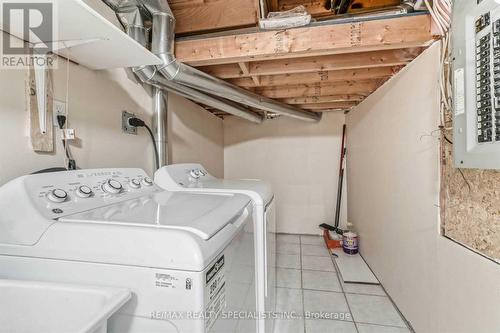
left=442, top=139, right=500, bottom=261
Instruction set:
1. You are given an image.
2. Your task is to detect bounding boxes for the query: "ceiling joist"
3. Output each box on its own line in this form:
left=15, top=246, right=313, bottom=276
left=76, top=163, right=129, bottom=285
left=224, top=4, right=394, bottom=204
left=198, top=48, right=423, bottom=79
left=173, top=13, right=435, bottom=115
left=228, top=66, right=401, bottom=87
left=175, top=14, right=434, bottom=66
left=255, top=79, right=386, bottom=99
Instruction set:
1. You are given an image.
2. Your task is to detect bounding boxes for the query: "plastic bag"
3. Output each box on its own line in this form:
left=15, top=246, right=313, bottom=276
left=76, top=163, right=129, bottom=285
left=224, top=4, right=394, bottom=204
left=259, top=5, right=312, bottom=30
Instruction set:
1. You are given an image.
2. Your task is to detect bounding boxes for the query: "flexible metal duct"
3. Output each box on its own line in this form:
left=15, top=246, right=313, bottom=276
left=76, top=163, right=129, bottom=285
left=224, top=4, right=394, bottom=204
left=103, top=0, right=322, bottom=123
left=102, top=0, right=263, bottom=125
left=133, top=64, right=265, bottom=123
left=149, top=3, right=322, bottom=122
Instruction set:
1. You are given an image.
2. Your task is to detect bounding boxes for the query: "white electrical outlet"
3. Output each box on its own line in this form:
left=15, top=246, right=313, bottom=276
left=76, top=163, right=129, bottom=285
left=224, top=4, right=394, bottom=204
left=61, top=128, right=76, bottom=140
left=53, top=100, right=67, bottom=125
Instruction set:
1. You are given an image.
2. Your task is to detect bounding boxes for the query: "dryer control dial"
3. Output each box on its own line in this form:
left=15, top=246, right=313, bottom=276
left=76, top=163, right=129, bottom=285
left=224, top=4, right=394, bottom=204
left=103, top=179, right=123, bottom=194
left=47, top=189, right=68, bottom=203
left=142, top=177, right=154, bottom=187
left=129, top=179, right=141, bottom=189
left=190, top=169, right=201, bottom=179
left=76, top=185, right=93, bottom=198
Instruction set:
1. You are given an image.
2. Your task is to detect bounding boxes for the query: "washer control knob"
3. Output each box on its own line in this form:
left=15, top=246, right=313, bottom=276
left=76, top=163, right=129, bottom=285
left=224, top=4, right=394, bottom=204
left=47, top=189, right=68, bottom=203
left=142, top=177, right=154, bottom=187
left=103, top=179, right=123, bottom=194
left=129, top=179, right=141, bottom=189
left=76, top=185, right=93, bottom=198
left=190, top=170, right=201, bottom=179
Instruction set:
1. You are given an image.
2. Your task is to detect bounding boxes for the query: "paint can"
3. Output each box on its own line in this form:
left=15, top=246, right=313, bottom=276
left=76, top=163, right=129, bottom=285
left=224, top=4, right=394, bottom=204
left=342, top=232, right=359, bottom=255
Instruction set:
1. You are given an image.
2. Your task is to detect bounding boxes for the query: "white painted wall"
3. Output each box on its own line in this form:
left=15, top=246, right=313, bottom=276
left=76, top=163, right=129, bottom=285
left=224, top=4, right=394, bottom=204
left=168, top=93, right=224, bottom=178
left=224, top=112, right=347, bottom=234
left=0, top=37, right=224, bottom=185
left=0, top=52, right=154, bottom=185
left=346, top=43, right=500, bottom=333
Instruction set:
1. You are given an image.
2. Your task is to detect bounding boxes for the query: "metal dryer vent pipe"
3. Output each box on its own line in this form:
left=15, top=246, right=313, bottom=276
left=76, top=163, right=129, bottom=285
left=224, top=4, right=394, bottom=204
left=132, top=61, right=264, bottom=124
left=103, top=1, right=263, bottom=124
left=103, top=0, right=322, bottom=123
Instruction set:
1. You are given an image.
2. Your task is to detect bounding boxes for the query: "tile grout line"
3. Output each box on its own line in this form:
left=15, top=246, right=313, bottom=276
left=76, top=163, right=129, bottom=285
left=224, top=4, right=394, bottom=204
left=355, top=320, right=410, bottom=329
left=299, top=235, right=307, bottom=333
left=354, top=251, right=413, bottom=331
left=328, top=243, right=360, bottom=333
left=279, top=235, right=411, bottom=332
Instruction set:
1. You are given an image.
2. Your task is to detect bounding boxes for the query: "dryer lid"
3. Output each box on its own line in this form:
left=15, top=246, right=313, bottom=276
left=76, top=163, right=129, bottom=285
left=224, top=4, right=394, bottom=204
left=155, top=164, right=274, bottom=205
left=60, top=191, right=251, bottom=240
left=199, top=179, right=274, bottom=206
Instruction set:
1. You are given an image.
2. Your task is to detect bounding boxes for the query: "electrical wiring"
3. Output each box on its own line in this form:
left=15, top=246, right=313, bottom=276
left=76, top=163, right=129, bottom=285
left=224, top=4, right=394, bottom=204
left=127, top=117, right=160, bottom=170
left=423, top=0, right=452, bottom=36
left=144, top=124, right=160, bottom=171
left=61, top=46, right=77, bottom=170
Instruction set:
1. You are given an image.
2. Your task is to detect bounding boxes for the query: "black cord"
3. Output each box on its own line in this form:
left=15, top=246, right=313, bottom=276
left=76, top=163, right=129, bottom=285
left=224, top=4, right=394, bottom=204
left=128, top=117, right=160, bottom=170
left=56, top=115, right=77, bottom=170
left=443, top=135, right=453, bottom=145
left=144, top=124, right=160, bottom=170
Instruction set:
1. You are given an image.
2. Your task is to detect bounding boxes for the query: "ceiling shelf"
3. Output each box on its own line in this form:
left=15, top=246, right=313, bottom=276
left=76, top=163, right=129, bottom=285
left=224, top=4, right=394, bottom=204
left=0, top=0, right=162, bottom=70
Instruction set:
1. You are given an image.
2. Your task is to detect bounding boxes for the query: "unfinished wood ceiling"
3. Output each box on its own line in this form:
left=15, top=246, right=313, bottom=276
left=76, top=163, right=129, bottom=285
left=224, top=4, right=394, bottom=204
left=172, top=3, right=436, bottom=117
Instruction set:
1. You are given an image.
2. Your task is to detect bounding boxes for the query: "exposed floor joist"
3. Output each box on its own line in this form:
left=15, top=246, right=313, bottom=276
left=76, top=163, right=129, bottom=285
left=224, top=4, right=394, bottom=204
left=198, top=48, right=422, bottom=79
left=174, top=13, right=435, bottom=116
left=255, top=80, right=386, bottom=99
left=176, top=14, right=433, bottom=66
left=228, top=66, right=401, bottom=87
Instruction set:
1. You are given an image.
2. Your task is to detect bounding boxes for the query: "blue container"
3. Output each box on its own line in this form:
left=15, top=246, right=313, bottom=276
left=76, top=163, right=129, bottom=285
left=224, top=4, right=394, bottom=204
left=342, top=232, right=359, bottom=255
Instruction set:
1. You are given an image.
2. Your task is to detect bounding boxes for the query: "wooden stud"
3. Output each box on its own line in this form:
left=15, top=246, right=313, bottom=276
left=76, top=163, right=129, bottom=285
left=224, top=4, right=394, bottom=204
left=254, top=79, right=386, bottom=99
left=238, top=62, right=261, bottom=86
left=279, top=94, right=366, bottom=104
left=175, top=14, right=434, bottom=66
left=28, top=67, right=54, bottom=152
left=297, top=102, right=358, bottom=110
left=197, top=48, right=422, bottom=79
left=228, top=66, right=400, bottom=87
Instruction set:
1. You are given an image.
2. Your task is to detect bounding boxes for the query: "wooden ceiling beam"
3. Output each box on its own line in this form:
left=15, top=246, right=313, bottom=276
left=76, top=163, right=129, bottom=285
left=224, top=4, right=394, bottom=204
left=228, top=66, right=400, bottom=87
left=237, top=62, right=261, bottom=86
left=254, top=79, right=386, bottom=99
left=279, top=94, right=366, bottom=104
left=175, top=14, right=434, bottom=66
left=172, top=0, right=260, bottom=34
left=197, top=48, right=422, bottom=79
left=298, top=102, right=359, bottom=110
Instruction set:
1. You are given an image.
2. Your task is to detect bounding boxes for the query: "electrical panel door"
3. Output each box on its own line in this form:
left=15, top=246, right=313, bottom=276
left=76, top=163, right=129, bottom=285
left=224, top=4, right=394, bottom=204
left=452, top=0, right=500, bottom=169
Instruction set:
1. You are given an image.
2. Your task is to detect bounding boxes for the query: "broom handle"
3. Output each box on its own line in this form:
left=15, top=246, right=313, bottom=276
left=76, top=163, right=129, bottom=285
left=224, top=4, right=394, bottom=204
left=334, top=124, right=347, bottom=229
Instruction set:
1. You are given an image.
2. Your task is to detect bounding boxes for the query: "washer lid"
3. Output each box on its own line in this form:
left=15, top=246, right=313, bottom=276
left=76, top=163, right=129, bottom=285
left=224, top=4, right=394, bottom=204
left=60, top=191, right=251, bottom=240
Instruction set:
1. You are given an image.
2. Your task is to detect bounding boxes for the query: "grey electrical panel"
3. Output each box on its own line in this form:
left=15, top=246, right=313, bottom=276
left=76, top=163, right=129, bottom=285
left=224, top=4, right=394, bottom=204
left=452, top=0, right=500, bottom=169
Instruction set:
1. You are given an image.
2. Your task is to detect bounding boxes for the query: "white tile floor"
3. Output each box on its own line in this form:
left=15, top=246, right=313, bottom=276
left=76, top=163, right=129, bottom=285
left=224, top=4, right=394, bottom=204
left=273, top=234, right=411, bottom=333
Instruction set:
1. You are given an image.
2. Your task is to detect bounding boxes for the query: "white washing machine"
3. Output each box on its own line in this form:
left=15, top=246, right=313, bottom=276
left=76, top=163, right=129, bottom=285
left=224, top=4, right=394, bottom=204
left=0, top=169, right=257, bottom=333
left=155, top=164, right=277, bottom=333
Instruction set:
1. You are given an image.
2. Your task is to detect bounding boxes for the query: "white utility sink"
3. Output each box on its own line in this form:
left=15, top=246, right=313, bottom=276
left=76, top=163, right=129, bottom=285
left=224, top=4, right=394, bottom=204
left=0, top=279, right=131, bottom=333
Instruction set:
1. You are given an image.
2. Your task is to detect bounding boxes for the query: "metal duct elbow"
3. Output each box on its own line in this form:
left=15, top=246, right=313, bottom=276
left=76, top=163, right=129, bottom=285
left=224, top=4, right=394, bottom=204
left=151, top=11, right=180, bottom=79
left=138, top=0, right=173, bottom=16
left=102, top=0, right=149, bottom=47
left=104, top=0, right=300, bottom=124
